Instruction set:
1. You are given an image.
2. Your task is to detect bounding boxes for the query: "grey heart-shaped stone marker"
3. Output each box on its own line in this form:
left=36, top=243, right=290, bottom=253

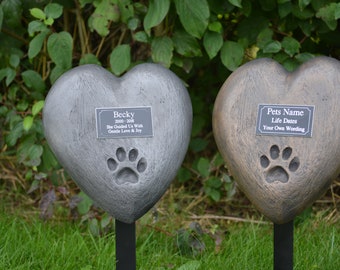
left=43, top=64, right=192, bottom=223
left=213, top=57, right=340, bottom=224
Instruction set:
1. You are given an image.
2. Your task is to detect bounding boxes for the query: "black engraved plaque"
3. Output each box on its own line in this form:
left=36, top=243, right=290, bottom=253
left=96, top=106, right=153, bottom=139
left=256, top=104, right=314, bottom=137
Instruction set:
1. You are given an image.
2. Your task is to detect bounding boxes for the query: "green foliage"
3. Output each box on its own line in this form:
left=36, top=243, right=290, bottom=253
left=174, top=0, right=210, bottom=38
left=88, top=0, right=120, bottom=36
left=110, top=44, right=131, bottom=75
left=47, top=32, right=73, bottom=82
left=151, top=36, right=174, bottom=68
left=143, top=0, right=170, bottom=34
left=221, top=41, right=245, bottom=71
left=0, top=0, right=339, bottom=219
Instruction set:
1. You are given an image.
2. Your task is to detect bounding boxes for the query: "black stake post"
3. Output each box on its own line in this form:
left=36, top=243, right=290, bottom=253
left=115, top=220, right=136, bottom=270
left=274, top=220, right=294, bottom=270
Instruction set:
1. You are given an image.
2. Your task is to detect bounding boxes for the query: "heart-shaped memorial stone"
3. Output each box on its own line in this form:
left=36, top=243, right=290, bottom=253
left=213, top=57, right=340, bottom=224
left=43, top=64, right=192, bottom=223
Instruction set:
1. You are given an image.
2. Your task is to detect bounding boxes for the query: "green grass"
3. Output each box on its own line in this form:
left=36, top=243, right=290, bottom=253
left=0, top=212, right=338, bottom=270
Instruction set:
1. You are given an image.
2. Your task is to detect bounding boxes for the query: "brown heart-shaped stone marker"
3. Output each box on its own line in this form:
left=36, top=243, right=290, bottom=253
left=213, top=57, right=340, bottom=224
left=43, top=64, right=192, bottom=223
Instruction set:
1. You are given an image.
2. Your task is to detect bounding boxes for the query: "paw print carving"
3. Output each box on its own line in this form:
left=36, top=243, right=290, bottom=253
left=107, top=147, right=147, bottom=185
left=260, top=145, right=300, bottom=183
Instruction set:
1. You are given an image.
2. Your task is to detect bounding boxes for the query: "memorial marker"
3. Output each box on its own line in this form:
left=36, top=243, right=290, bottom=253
left=43, top=63, right=192, bottom=269
left=213, top=56, right=340, bottom=269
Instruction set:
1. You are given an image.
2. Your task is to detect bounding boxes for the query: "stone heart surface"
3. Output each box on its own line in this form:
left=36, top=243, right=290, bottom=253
left=43, top=64, right=192, bottom=223
left=213, top=57, right=340, bottom=224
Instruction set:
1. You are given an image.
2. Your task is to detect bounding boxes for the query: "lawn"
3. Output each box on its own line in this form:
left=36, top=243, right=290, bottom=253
left=0, top=209, right=338, bottom=270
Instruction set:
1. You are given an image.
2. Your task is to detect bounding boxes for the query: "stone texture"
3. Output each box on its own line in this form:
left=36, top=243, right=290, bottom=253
left=43, top=64, right=192, bottom=223
left=213, top=57, right=340, bottom=224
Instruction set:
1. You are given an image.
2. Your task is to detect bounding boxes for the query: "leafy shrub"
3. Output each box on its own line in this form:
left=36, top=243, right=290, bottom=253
left=0, top=0, right=339, bottom=220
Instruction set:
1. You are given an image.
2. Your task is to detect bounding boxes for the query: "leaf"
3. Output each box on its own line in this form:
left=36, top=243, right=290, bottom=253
left=143, top=0, right=170, bottom=32
left=28, top=144, right=44, bottom=164
left=7, top=85, right=18, bottom=101
left=9, top=54, right=20, bottom=68
left=47, top=31, right=73, bottom=68
left=96, top=0, right=120, bottom=22
left=220, top=41, right=244, bottom=71
left=100, top=213, right=112, bottom=229
left=22, top=70, right=46, bottom=92
left=263, top=40, right=282, bottom=53
left=173, top=31, right=202, bottom=57
left=89, top=16, right=109, bottom=36
left=23, top=116, right=34, bottom=131
left=44, top=3, right=63, bottom=19
left=206, top=177, right=222, bottom=189
left=178, top=260, right=201, bottom=270
left=257, top=28, right=273, bottom=49
left=177, top=167, right=192, bottom=183
left=18, top=138, right=44, bottom=166
left=151, top=36, right=174, bottom=68
left=0, top=106, right=8, bottom=117
left=1, top=0, right=22, bottom=29
left=278, top=2, right=292, bottom=18
left=134, top=31, right=149, bottom=43
left=8, top=111, right=21, bottom=128
left=69, top=196, right=82, bottom=212
left=30, top=8, right=46, bottom=20
left=203, top=31, right=223, bottom=59
left=90, top=0, right=120, bottom=36
left=298, top=20, right=314, bottom=36
left=32, top=100, right=44, bottom=116
left=6, top=121, right=23, bottom=146
left=89, top=219, right=100, bottom=236
left=0, top=6, right=3, bottom=31
left=28, top=30, right=49, bottom=59
left=299, top=0, right=311, bottom=10
left=208, top=21, right=222, bottom=33
left=283, top=58, right=299, bottom=71
left=19, top=105, right=31, bottom=117
left=5, top=68, right=16, bottom=86
left=176, top=227, right=205, bottom=257
left=40, top=189, right=56, bottom=220
left=197, top=157, right=210, bottom=178
left=127, top=17, right=139, bottom=31
left=41, top=144, right=59, bottom=171
left=281, top=36, right=300, bottom=57
left=79, top=54, right=101, bottom=65
left=117, top=1, right=134, bottom=23
left=205, top=187, right=221, bottom=202
left=295, top=52, right=314, bottom=63
left=174, top=0, right=210, bottom=38
left=0, top=68, right=7, bottom=82
left=213, top=152, right=224, bottom=167
left=292, top=4, right=314, bottom=19
left=189, top=138, right=208, bottom=152
left=109, top=44, right=131, bottom=76
left=28, top=20, right=47, bottom=36
left=44, top=17, right=54, bottom=26
left=27, top=179, right=40, bottom=194
left=50, top=65, right=67, bottom=84
left=316, top=3, right=340, bottom=31
left=228, top=0, right=242, bottom=8
left=77, top=191, right=93, bottom=215
left=173, top=57, right=193, bottom=73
